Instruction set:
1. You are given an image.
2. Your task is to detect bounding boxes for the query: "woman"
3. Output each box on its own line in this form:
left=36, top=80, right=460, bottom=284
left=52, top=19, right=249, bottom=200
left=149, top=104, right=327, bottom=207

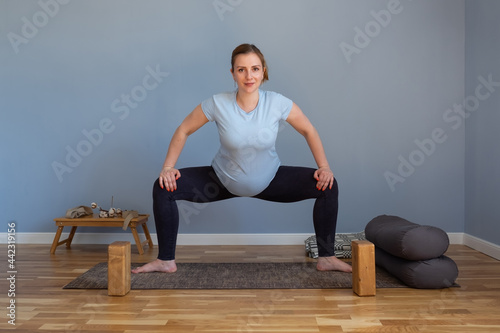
left=133, top=44, right=352, bottom=274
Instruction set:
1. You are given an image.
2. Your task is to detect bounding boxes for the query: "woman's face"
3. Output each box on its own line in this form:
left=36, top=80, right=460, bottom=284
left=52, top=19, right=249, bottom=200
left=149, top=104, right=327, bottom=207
left=231, top=52, right=265, bottom=94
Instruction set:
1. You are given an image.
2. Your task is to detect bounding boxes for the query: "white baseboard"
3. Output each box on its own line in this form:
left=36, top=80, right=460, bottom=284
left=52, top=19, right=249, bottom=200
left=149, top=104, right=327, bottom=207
left=463, top=233, right=500, bottom=260
left=0, top=231, right=477, bottom=246
left=447, top=232, right=464, bottom=245
left=2, top=232, right=149, bottom=246
left=3, top=231, right=498, bottom=262
left=0, top=232, right=314, bottom=246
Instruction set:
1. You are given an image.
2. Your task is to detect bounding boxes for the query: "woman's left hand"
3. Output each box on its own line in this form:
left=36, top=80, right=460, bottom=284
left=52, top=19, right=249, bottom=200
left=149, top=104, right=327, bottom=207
left=314, top=167, right=334, bottom=191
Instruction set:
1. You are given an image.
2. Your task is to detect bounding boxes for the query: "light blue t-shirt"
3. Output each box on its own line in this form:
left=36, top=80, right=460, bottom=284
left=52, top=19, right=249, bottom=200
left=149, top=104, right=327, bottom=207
left=201, top=90, right=293, bottom=196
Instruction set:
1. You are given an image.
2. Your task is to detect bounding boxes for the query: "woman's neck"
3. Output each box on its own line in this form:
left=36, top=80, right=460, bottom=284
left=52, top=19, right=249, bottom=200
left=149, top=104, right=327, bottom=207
left=236, top=89, right=259, bottom=112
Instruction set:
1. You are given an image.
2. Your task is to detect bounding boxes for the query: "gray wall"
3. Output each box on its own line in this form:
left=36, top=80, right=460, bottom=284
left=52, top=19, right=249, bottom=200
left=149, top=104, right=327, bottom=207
left=2, top=0, right=472, bottom=237
left=465, top=0, right=500, bottom=245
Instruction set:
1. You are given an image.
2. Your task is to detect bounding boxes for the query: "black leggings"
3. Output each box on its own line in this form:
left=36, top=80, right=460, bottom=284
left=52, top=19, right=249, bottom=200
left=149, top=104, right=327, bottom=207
left=152, top=165, right=339, bottom=260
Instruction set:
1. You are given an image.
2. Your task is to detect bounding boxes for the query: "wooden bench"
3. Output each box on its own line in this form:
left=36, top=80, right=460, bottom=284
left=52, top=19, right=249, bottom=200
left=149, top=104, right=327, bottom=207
left=51, top=214, right=152, bottom=255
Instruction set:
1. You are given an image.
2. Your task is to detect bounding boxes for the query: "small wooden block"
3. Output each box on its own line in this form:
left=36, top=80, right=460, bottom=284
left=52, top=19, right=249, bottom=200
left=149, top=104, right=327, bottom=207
left=108, top=241, right=131, bottom=296
left=352, top=240, right=376, bottom=297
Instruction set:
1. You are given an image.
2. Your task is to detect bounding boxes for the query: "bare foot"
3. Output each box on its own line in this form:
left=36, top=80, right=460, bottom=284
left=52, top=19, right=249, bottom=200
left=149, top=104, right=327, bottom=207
left=131, top=259, right=177, bottom=274
left=317, top=256, right=352, bottom=273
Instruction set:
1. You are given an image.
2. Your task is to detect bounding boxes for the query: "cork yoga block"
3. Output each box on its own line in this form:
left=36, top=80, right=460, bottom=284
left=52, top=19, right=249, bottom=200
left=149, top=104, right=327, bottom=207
left=352, top=240, right=376, bottom=297
left=108, top=241, right=131, bottom=296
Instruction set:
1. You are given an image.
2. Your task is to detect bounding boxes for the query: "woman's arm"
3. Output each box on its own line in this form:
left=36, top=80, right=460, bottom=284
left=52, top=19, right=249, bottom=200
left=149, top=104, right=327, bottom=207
left=160, top=104, right=209, bottom=191
left=286, top=102, right=334, bottom=191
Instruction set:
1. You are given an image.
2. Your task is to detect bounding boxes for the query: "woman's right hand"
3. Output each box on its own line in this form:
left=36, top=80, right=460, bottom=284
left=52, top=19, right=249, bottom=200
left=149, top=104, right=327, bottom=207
left=159, top=166, right=181, bottom=191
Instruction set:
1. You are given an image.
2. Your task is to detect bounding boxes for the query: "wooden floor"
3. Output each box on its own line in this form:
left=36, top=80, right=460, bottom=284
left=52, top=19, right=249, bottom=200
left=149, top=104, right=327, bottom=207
left=1, top=243, right=499, bottom=332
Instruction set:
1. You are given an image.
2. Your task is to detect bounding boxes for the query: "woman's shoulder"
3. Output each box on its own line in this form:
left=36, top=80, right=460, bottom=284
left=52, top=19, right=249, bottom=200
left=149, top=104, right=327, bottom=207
left=212, top=90, right=236, bottom=100
left=202, top=91, right=236, bottom=109
left=260, top=90, right=292, bottom=103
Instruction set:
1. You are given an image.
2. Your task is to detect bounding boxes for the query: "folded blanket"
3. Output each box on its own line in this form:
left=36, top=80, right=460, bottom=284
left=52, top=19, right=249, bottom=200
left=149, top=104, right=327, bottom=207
left=65, top=206, right=93, bottom=218
left=305, top=232, right=366, bottom=259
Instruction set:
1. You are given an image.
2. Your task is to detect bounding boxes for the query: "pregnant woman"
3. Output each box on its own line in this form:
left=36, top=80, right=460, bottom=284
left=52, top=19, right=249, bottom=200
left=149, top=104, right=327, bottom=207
left=133, top=43, right=352, bottom=274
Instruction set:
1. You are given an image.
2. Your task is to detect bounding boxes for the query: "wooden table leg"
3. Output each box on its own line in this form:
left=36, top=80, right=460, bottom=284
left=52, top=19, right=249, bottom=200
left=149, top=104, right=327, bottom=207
left=130, top=226, right=144, bottom=255
left=50, top=226, right=64, bottom=254
left=141, top=222, right=153, bottom=248
left=66, top=226, right=78, bottom=248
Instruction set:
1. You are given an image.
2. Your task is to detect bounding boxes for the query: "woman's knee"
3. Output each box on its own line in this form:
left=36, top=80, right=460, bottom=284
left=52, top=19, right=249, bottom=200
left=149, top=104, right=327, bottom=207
left=152, top=178, right=170, bottom=200
left=323, top=178, right=339, bottom=198
left=153, top=178, right=162, bottom=191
